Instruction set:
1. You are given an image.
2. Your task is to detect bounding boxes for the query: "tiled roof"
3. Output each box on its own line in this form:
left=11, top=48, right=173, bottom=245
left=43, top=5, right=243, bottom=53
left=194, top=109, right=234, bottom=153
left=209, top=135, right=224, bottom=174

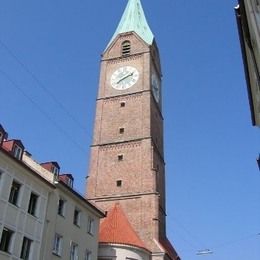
left=99, top=203, right=148, bottom=251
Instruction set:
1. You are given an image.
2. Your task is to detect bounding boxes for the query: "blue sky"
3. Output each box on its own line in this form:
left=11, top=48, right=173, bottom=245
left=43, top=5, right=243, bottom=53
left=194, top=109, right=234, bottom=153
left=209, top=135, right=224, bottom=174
left=0, top=1, right=259, bottom=259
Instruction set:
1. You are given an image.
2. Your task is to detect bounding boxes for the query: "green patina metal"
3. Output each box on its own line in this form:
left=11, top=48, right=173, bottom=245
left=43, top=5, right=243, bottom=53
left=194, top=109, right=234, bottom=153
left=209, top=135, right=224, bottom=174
left=107, top=0, right=154, bottom=49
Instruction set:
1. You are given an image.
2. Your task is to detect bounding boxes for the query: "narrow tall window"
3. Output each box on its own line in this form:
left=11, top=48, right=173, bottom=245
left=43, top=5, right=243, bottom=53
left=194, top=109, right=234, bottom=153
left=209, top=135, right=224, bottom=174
left=13, top=145, right=22, bottom=160
left=73, top=209, right=80, bottom=226
left=9, top=180, right=21, bottom=206
left=70, top=242, right=78, bottom=260
left=87, top=217, right=95, bottom=235
left=116, top=180, right=122, bottom=187
left=122, top=41, right=131, bottom=56
left=58, top=198, right=66, bottom=216
left=53, top=233, right=62, bottom=256
left=85, top=250, right=92, bottom=260
left=28, top=193, right=38, bottom=216
left=20, top=237, right=32, bottom=260
left=0, top=227, right=13, bottom=253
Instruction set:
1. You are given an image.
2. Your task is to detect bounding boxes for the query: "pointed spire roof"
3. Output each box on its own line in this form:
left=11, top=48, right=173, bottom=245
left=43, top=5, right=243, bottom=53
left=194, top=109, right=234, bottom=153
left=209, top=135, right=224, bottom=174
left=99, top=203, right=148, bottom=250
left=107, top=0, right=154, bottom=48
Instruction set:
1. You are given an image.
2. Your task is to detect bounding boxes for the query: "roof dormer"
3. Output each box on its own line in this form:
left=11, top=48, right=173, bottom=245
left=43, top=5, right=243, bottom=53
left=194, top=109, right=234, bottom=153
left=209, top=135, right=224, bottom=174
left=2, top=140, right=24, bottom=160
left=59, top=174, right=74, bottom=188
left=40, top=161, right=60, bottom=176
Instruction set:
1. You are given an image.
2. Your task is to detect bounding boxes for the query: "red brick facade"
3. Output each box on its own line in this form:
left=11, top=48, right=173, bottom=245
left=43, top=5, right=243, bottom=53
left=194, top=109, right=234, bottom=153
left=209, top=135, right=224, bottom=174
left=86, top=32, right=178, bottom=259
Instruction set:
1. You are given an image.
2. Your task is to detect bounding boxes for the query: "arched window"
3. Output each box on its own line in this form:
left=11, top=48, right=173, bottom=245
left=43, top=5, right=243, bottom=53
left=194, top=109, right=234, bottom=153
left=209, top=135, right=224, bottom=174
left=121, top=41, right=131, bottom=56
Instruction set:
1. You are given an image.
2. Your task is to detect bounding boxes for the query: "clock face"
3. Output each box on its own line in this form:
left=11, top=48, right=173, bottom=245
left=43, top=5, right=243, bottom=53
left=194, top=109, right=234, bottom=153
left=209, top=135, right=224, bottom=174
left=111, top=66, right=139, bottom=90
left=152, top=73, right=160, bottom=103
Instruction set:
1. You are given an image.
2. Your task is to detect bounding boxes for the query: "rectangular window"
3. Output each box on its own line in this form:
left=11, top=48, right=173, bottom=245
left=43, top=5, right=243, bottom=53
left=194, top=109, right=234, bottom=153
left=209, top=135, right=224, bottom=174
left=73, top=209, right=80, bottom=226
left=0, top=132, right=3, bottom=143
left=28, top=193, right=38, bottom=216
left=85, top=250, right=92, bottom=260
left=20, top=237, right=32, bottom=260
left=52, top=233, right=62, bottom=256
left=0, top=227, right=13, bottom=253
left=116, top=180, right=122, bottom=187
left=13, top=145, right=22, bottom=160
left=120, top=101, right=126, bottom=107
left=118, top=154, right=123, bottom=161
left=70, top=242, right=78, bottom=260
left=9, top=180, right=21, bottom=206
left=87, top=217, right=95, bottom=235
left=119, top=128, right=125, bottom=134
left=58, top=198, right=66, bottom=216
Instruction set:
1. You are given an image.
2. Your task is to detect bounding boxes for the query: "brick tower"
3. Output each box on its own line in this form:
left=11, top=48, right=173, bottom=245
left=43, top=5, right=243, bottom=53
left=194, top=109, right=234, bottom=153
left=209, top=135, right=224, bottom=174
left=86, top=1, right=180, bottom=259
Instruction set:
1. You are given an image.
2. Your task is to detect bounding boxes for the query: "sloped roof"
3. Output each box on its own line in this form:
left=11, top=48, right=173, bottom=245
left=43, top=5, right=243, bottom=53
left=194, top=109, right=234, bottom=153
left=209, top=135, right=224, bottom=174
left=107, top=0, right=154, bottom=49
left=99, top=203, right=148, bottom=251
left=160, top=237, right=181, bottom=260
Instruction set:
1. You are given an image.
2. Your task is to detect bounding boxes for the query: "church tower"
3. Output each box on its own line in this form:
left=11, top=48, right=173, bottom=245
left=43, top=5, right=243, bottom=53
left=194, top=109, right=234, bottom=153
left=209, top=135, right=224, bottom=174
left=86, top=1, right=180, bottom=259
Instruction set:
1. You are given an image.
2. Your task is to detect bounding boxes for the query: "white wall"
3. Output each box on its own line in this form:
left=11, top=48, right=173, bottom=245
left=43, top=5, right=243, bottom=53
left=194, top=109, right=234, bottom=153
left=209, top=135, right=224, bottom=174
left=0, top=151, right=51, bottom=260
left=98, top=244, right=150, bottom=260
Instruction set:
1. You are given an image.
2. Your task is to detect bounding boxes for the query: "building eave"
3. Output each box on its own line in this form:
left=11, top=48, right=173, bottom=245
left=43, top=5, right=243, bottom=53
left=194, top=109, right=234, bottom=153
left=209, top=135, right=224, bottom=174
left=0, top=147, right=55, bottom=189
left=57, top=181, right=106, bottom=218
left=235, top=3, right=256, bottom=125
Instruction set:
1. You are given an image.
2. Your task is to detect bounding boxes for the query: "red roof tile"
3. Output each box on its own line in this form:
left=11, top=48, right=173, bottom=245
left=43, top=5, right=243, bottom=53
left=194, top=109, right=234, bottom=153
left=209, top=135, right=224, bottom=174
left=99, top=203, right=148, bottom=251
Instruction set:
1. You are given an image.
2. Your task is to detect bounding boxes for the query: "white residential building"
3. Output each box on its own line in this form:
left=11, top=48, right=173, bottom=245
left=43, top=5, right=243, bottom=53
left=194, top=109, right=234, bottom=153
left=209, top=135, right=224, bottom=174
left=0, top=124, right=105, bottom=260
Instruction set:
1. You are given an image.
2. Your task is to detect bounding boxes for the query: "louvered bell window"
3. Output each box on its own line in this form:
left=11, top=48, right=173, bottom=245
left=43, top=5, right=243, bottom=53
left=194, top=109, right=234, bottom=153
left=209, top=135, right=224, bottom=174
left=122, top=41, right=131, bottom=56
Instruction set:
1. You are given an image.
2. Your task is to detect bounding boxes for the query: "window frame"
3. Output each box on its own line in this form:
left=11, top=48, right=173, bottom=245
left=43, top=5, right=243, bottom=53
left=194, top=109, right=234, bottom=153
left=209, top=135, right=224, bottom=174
left=116, top=180, right=122, bottom=187
left=87, top=217, right=95, bottom=235
left=13, top=144, right=22, bottom=160
left=70, top=242, right=78, bottom=260
left=85, top=249, right=92, bottom=260
left=0, top=227, right=14, bottom=253
left=20, top=237, right=32, bottom=260
left=58, top=198, right=66, bottom=217
left=8, top=180, right=21, bottom=206
left=52, top=233, right=63, bottom=256
left=73, top=208, right=81, bottom=226
left=28, top=192, right=39, bottom=216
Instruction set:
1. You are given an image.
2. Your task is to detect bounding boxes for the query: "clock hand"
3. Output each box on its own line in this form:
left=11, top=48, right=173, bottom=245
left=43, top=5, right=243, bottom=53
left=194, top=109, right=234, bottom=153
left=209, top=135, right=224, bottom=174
left=117, top=72, right=134, bottom=84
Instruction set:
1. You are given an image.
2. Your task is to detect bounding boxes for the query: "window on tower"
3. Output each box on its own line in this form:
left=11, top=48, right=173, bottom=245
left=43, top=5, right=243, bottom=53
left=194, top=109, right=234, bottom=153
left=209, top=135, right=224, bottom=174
left=120, top=101, right=126, bottom=107
left=121, top=41, right=131, bottom=56
left=118, top=154, right=124, bottom=161
left=119, top=128, right=125, bottom=134
left=116, top=180, right=122, bottom=187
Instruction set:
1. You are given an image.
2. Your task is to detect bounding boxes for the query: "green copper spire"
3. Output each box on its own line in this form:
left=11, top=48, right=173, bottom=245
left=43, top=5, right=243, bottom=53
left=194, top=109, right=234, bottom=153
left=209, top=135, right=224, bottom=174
left=107, top=0, right=154, bottom=48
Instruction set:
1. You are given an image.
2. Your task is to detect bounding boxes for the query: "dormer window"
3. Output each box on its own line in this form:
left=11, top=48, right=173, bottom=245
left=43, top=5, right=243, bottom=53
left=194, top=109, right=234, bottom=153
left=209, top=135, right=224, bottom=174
left=122, top=41, right=131, bottom=56
left=52, top=166, right=59, bottom=175
left=13, top=144, right=23, bottom=160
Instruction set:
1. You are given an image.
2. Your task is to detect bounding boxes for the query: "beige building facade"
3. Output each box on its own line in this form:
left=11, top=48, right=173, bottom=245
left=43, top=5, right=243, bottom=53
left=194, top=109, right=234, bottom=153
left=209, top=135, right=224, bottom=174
left=0, top=124, right=105, bottom=260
